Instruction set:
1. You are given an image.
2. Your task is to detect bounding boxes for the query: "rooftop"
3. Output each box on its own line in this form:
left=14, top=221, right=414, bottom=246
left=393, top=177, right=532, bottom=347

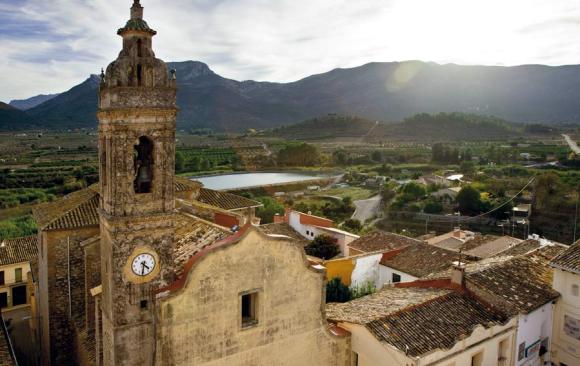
left=32, top=183, right=259, bottom=232
left=348, top=231, right=422, bottom=253
left=326, top=286, right=449, bottom=324
left=0, top=235, right=38, bottom=266
left=380, top=243, right=474, bottom=278
left=366, top=291, right=510, bottom=358
left=464, top=236, right=522, bottom=258
left=172, top=213, right=231, bottom=276
left=551, top=240, right=580, bottom=274
left=197, top=188, right=262, bottom=211
left=466, top=256, right=560, bottom=314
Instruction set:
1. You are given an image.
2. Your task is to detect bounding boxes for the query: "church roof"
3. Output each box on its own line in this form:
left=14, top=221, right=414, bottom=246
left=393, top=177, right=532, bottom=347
left=117, top=18, right=156, bottom=35
left=173, top=213, right=231, bottom=276
left=0, top=235, right=38, bottom=266
left=197, top=188, right=262, bottom=211
left=33, top=188, right=99, bottom=231
left=33, top=182, right=257, bottom=232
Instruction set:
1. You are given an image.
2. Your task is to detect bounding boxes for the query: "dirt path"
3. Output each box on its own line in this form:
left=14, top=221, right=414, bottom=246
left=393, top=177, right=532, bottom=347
left=352, top=194, right=382, bottom=222
left=563, top=134, right=580, bottom=154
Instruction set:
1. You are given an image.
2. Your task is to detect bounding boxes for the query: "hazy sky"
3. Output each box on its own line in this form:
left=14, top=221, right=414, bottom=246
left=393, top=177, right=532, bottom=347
left=1, top=0, right=580, bottom=102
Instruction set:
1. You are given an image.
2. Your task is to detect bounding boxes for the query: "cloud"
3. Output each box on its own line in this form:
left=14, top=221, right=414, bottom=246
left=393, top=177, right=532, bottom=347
left=1, top=0, right=580, bottom=102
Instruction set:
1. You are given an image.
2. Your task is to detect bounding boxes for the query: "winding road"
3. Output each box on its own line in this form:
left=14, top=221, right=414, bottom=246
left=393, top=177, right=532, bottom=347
left=563, top=134, right=580, bottom=154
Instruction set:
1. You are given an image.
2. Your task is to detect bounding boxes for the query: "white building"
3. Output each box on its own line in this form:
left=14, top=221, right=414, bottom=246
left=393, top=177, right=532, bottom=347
left=550, top=240, right=580, bottom=366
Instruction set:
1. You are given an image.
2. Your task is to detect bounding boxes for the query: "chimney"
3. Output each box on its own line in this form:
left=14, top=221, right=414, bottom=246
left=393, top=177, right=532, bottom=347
left=451, top=261, right=466, bottom=286
left=453, top=227, right=462, bottom=238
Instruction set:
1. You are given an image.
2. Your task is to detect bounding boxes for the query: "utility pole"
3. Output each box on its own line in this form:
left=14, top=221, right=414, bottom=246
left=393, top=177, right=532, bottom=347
left=574, top=190, right=579, bottom=244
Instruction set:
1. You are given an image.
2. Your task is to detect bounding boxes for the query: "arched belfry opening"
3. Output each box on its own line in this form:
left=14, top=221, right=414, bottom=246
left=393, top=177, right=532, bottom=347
left=137, top=38, right=143, bottom=57
left=137, top=64, right=143, bottom=86
left=134, top=136, right=153, bottom=193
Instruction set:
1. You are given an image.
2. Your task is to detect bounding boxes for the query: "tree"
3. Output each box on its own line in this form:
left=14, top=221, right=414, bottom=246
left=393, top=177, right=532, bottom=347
left=456, top=186, right=482, bottom=214
left=460, top=161, right=475, bottom=175
left=326, top=277, right=351, bottom=303
left=423, top=200, right=443, bottom=214
left=341, top=219, right=362, bottom=233
left=371, top=150, right=383, bottom=163
left=255, top=197, right=285, bottom=224
left=175, top=151, right=185, bottom=172
left=305, top=234, right=340, bottom=260
left=400, top=182, right=426, bottom=202
left=277, top=143, right=320, bottom=166
left=332, top=150, right=348, bottom=165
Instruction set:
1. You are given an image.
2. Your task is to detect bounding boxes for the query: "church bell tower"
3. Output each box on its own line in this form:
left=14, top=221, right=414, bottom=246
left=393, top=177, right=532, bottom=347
left=98, top=1, right=177, bottom=364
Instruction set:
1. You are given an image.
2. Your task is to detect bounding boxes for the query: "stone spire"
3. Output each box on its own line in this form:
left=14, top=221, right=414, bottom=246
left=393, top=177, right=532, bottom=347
left=131, top=0, right=143, bottom=20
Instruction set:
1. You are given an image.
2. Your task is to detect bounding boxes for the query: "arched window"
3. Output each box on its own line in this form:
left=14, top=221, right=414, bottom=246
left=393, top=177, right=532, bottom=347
left=134, top=136, right=153, bottom=194
left=137, top=39, right=143, bottom=57
left=137, top=64, right=143, bottom=86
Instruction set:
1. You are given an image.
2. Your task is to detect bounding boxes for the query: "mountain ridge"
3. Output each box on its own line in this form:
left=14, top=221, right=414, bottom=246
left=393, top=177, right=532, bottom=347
left=3, top=60, right=580, bottom=131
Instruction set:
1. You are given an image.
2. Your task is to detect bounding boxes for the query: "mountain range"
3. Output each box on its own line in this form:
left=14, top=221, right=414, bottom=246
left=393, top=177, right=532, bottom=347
left=9, top=94, right=60, bottom=110
left=3, top=60, right=580, bottom=131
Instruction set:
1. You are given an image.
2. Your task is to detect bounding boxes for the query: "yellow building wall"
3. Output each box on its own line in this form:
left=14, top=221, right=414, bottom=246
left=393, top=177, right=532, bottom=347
left=324, top=258, right=355, bottom=286
left=156, top=228, right=350, bottom=366
left=0, top=261, right=31, bottom=308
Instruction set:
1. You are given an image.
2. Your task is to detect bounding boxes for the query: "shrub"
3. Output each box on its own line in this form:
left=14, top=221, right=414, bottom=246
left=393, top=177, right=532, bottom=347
left=305, top=234, right=340, bottom=260
left=326, top=277, right=351, bottom=303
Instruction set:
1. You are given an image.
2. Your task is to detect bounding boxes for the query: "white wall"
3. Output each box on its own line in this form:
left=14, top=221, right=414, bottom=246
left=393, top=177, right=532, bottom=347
left=551, top=269, right=580, bottom=366
left=340, top=319, right=517, bottom=366
left=514, top=302, right=553, bottom=366
left=351, top=254, right=382, bottom=290
left=378, top=265, right=417, bottom=288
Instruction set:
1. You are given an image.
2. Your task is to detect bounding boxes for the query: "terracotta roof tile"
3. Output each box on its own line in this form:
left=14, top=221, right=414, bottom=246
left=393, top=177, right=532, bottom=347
left=365, top=292, right=510, bottom=357
left=464, top=236, right=522, bottom=258
left=0, top=235, right=38, bottom=266
left=197, top=188, right=262, bottom=211
left=467, top=256, right=560, bottom=314
left=33, top=188, right=98, bottom=230
left=381, top=243, right=475, bottom=278
left=0, top=318, right=15, bottom=366
left=175, top=177, right=202, bottom=193
left=348, top=231, right=422, bottom=253
left=326, top=287, right=449, bottom=324
left=173, top=214, right=231, bottom=275
left=550, top=240, right=580, bottom=274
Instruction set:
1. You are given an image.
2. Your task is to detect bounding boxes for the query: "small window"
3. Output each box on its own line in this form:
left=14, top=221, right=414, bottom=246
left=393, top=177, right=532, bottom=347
left=140, top=300, right=148, bottom=309
left=392, top=273, right=401, bottom=283
left=311, top=232, right=315, bottom=237
left=12, top=285, right=26, bottom=306
left=137, top=64, right=143, bottom=86
left=306, top=230, right=310, bottom=236
left=352, top=352, right=359, bottom=366
left=0, top=293, right=6, bottom=308
left=471, top=351, right=483, bottom=366
left=15, top=268, right=22, bottom=283
left=241, top=291, right=258, bottom=328
left=0, top=271, right=4, bottom=286
left=572, top=284, right=579, bottom=297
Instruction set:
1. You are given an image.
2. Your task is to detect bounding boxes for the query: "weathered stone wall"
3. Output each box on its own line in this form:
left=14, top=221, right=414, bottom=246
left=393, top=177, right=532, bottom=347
left=38, top=226, right=99, bottom=365
left=100, top=213, right=176, bottom=366
left=156, top=229, right=351, bottom=366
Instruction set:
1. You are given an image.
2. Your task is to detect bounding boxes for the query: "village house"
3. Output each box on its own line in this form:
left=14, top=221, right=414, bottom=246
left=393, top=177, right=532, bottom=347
left=347, top=230, right=422, bottom=256
left=550, top=240, right=580, bottom=366
left=0, top=236, right=37, bottom=312
left=274, top=209, right=360, bottom=256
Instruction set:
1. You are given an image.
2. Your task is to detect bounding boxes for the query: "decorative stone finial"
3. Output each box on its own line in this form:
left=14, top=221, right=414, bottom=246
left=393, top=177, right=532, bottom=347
left=100, top=68, right=106, bottom=83
left=170, top=69, right=176, bottom=80
left=131, top=0, right=144, bottom=20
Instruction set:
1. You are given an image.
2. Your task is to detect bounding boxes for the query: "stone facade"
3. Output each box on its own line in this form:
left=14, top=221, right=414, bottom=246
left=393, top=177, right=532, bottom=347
left=98, top=1, right=178, bottom=364
left=155, top=228, right=350, bottom=366
left=37, top=227, right=99, bottom=365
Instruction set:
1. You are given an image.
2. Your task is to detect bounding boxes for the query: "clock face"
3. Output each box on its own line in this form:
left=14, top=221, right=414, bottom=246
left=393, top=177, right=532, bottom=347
left=131, top=253, right=156, bottom=276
